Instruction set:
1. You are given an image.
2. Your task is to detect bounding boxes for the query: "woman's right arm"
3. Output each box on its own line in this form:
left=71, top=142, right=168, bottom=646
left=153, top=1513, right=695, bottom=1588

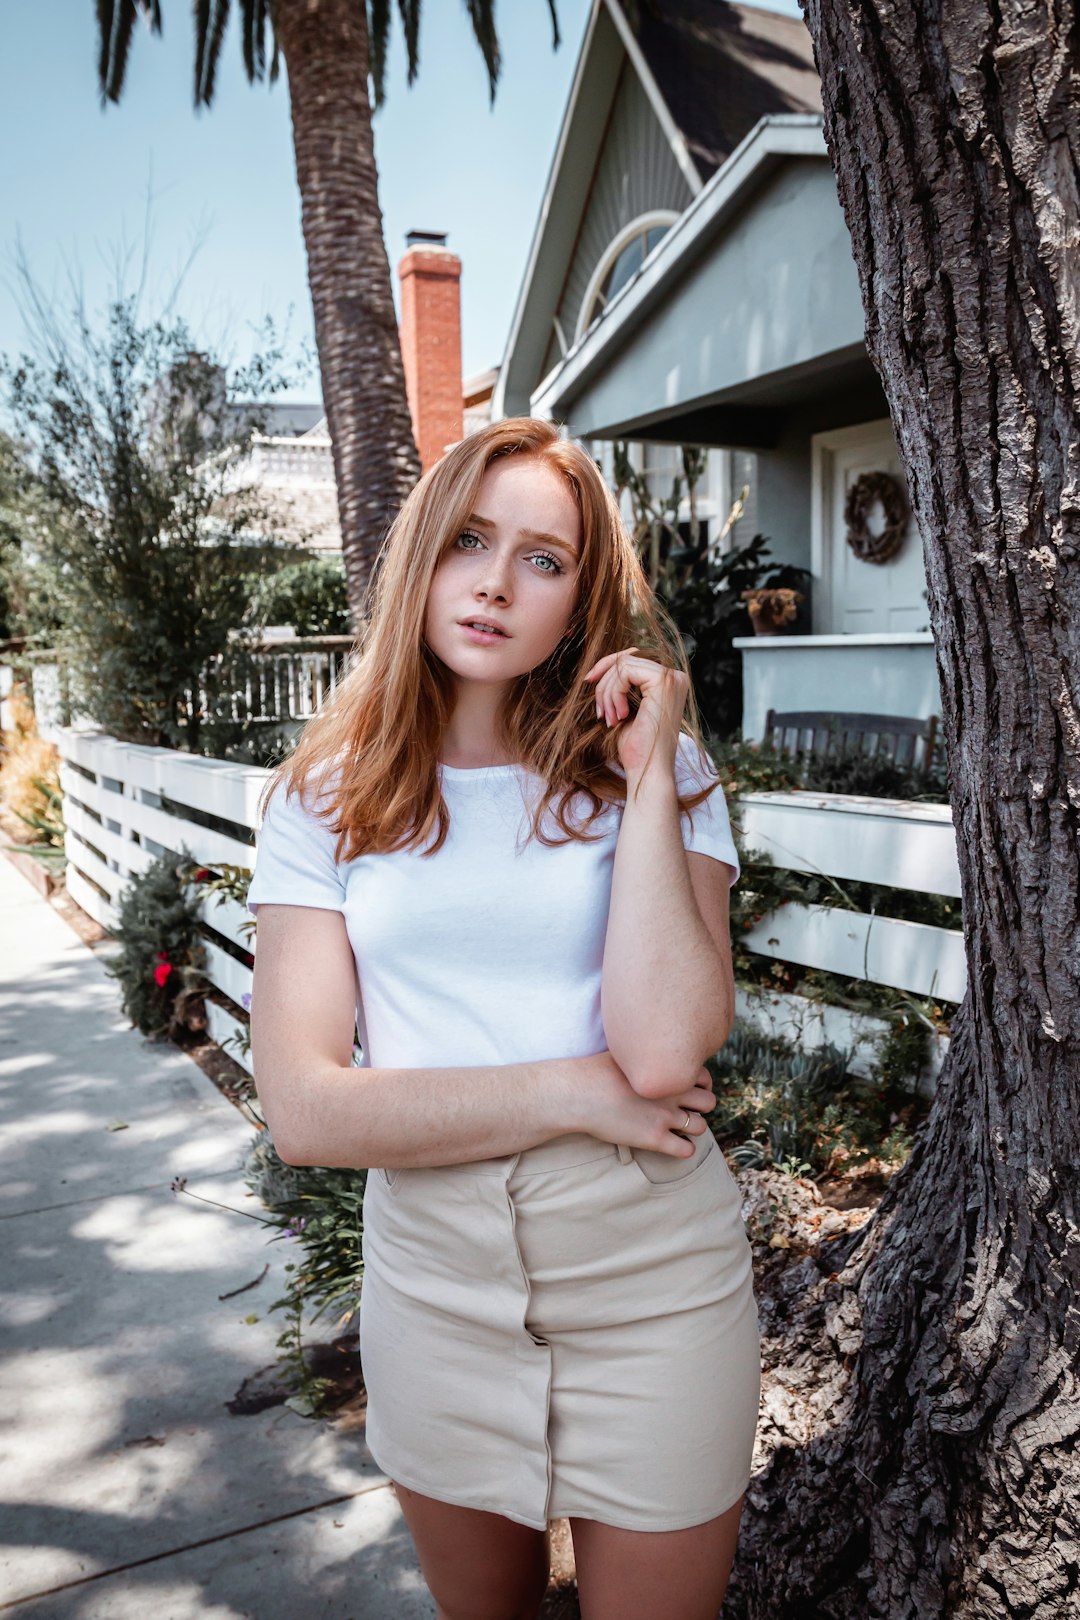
left=249, top=904, right=716, bottom=1169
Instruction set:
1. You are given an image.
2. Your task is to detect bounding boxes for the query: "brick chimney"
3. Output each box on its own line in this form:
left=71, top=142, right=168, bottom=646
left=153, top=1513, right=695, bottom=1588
left=398, top=230, right=464, bottom=472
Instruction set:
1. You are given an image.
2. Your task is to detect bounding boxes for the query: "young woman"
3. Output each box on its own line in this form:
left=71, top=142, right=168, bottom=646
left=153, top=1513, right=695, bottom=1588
left=247, top=417, right=760, bottom=1620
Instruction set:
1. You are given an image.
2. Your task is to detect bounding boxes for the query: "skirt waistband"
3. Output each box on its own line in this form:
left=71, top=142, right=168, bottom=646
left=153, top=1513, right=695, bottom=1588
left=442, top=1132, right=626, bottom=1178
left=440, top=1130, right=712, bottom=1179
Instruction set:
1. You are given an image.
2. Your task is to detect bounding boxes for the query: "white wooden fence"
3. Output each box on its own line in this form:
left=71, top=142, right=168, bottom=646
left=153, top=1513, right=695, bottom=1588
left=17, top=639, right=357, bottom=745
left=733, top=791, right=958, bottom=1093
left=53, top=729, right=960, bottom=1090
left=57, top=730, right=264, bottom=1069
left=198, top=638, right=357, bottom=725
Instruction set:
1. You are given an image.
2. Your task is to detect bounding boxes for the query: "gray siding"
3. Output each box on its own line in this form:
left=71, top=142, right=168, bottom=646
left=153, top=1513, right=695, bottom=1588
left=551, top=63, right=695, bottom=361
left=561, top=161, right=865, bottom=440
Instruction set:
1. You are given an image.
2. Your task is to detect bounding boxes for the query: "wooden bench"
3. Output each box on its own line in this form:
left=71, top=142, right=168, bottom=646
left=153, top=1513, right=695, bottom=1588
left=763, top=709, right=939, bottom=773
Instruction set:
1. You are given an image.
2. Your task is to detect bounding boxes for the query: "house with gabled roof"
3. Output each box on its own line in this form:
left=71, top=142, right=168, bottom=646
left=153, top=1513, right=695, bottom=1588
left=495, top=0, right=942, bottom=741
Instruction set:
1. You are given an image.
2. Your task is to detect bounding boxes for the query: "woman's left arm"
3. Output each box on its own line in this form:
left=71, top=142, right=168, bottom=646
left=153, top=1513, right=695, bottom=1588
left=586, top=648, right=736, bottom=1099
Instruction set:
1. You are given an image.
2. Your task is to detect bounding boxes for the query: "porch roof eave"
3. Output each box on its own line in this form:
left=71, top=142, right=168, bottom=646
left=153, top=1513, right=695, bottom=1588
left=529, top=112, right=828, bottom=429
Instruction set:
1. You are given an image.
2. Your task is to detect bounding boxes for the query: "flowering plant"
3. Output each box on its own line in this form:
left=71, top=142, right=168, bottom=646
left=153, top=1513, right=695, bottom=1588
left=104, top=848, right=207, bottom=1039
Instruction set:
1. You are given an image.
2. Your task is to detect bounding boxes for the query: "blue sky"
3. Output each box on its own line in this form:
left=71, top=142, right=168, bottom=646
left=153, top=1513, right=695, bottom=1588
left=1, top=0, right=804, bottom=401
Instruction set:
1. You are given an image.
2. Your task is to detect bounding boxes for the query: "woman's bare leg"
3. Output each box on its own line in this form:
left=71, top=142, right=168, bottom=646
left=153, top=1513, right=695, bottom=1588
left=392, top=1481, right=551, bottom=1620
left=570, top=1494, right=745, bottom=1620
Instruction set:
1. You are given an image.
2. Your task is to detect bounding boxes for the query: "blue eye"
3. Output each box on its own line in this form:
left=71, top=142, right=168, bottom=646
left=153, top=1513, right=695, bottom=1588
left=531, top=551, right=564, bottom=575
left=453, top=531, right=565, bottom=576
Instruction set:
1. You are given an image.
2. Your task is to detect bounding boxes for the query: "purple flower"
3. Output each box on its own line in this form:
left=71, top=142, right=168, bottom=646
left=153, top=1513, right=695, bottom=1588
left=241, top=991, right=252, bottom=1011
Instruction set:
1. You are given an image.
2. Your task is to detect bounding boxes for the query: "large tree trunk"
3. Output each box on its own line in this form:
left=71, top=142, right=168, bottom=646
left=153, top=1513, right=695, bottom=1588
left=727, top=5, right=1080, bottom=1616
left=275, top=0, right=420, bottom=625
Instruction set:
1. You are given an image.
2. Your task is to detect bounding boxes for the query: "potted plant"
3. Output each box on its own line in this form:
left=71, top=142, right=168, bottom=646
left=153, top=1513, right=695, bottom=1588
left=740, top=586, right=805, bottom=636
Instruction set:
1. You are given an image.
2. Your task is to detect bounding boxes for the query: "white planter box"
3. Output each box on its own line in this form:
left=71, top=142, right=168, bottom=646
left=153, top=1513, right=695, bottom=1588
left=734, top=985, right=948, bottom=1097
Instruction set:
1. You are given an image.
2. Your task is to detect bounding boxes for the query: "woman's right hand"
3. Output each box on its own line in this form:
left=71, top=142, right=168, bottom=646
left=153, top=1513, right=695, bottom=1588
left=575, top=1049, right=716, bottom=1157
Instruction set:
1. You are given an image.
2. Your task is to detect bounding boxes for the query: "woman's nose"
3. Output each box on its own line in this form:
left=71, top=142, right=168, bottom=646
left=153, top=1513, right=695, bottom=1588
left=474, top=552, right=512, bottom=600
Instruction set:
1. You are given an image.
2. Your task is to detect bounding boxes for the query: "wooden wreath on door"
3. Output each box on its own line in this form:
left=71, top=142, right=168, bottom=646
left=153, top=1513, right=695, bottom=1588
left=844, top=470, right=907, bottom=564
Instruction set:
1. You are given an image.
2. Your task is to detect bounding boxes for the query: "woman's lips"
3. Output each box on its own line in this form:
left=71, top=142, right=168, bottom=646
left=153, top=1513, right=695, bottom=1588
left=459, top=621, right=510, bottom=644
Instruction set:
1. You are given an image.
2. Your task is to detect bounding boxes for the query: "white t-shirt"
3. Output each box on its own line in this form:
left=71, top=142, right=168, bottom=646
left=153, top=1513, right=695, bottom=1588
left=246, top=732, right=740, bottom=1071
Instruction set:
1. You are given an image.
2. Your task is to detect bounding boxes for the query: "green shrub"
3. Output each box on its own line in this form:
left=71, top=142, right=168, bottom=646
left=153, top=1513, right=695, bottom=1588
left=800, top=740, right=949, bottom=803
left=660, top=534, right=811, bottom=739
left=607, top=441, right=811, bottom=738
left=245, top=1131, right=366, bottom=1415
left=4, top=297, right=297, bottom=755
left=708, top=1020, right=925, bottom=1179
left=105, top=849, right=207, bottom=1038
left=248, top=555, right=350, bottom=636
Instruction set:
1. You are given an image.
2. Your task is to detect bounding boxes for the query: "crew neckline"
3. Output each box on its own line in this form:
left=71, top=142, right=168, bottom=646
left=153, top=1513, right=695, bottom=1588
left=437, top=760, right=528, bottom=776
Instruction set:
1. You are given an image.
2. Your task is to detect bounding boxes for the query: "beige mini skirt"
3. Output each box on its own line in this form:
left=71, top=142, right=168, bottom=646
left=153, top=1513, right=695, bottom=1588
left=358, top=1127, right=760, bottom=1533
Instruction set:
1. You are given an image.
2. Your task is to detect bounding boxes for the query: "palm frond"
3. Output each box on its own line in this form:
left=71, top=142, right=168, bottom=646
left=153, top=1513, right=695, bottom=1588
left=545, top=0, right=561, bottom=50
left=96, top=0, right=116, bottom=99
left=238, top=0, right=273, bottom=81
left=463, top=0, right=500, bottom=103
left=97, top=0, right=161, bottom=105
left=193, top=0, right=210, bottom=102
left=243, top=0, right=257, bottom=79
left=397, top=0, right=421, bottom=86
left=268, top=5, right=281, bottom=84
left=368, top=0, right=391, bottom=108
left=253, top=0, right=267, bottom=76
left=205, top=0, right=232, bottom=102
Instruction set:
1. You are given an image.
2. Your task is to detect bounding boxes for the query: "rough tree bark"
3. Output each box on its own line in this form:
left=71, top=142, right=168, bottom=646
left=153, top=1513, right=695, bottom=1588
left=275, top=0, right=421, bottom=624
left=726, top=4, right=1080, bottom=1617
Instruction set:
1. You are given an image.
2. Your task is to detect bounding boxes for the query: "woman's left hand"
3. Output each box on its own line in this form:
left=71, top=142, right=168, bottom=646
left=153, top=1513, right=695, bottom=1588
left=583, top=647, right=689, bottom=780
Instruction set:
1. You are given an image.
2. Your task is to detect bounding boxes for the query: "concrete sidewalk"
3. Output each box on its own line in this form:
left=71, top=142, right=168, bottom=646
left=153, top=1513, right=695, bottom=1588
left=0, top=854, right=433, bottom=1618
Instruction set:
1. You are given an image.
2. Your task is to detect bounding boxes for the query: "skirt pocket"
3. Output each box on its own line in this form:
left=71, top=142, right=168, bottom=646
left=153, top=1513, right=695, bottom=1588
left=627, top=1127, right=719, bottom=1192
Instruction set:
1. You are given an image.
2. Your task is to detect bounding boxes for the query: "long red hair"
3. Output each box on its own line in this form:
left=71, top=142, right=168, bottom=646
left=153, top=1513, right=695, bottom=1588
left=262, top=417, right=717, bottom=857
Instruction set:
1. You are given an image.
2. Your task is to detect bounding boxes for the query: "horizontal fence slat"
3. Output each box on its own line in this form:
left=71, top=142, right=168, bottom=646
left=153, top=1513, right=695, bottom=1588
left=61, top=795, right=156, bottom=879
left=202, top=940, right=254, bottom=1010
left=76, top=787, right=257, bottom=874
left=118, top=799, right=256, bottom=871
left=734, top=791, right=961, bottom=898
left=65, top=864, right=116, bottom=931
left=59, top=762, right=113, bottom=819
left=59, top=729, right=268, bottom=833
left=205, top=1001, right=252, bottom=1075
left=196, top=891, right=254, bottom=954
left=63, top=831, right=122, bottom=906
left=741, top=901, right=967, bottom=1003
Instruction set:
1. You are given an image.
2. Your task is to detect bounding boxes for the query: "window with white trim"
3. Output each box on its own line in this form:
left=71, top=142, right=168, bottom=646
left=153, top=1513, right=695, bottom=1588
left=577, top=214, right=677, bottom=340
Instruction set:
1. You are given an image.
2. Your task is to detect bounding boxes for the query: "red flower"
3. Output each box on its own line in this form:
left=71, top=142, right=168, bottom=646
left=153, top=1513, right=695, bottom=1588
left=153, top=958, right=173, bottom=988
left=194, top=869, right=210, bottom=881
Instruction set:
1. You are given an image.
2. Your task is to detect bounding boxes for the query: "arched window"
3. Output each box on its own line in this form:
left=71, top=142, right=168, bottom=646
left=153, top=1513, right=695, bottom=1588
left=576, top=212, right=678, bottom=341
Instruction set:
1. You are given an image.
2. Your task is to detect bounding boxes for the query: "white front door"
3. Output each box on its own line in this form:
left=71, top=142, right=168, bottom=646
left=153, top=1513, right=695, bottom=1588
left=812, top=420, right=930, bottom=635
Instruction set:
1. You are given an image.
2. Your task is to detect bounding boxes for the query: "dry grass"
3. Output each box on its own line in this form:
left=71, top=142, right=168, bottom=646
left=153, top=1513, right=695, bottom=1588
left=0, top=684, right=61, bottom=843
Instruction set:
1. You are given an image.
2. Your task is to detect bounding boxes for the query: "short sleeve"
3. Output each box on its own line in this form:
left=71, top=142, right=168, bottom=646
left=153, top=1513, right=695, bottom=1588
left=246, top=777, right=347, bottom=916
left=674, top=733, right=741, bottom=888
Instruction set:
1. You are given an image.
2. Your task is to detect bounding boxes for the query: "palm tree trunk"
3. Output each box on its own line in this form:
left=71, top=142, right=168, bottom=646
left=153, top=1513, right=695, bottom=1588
left=724, top=4, right=1080, bottom=1616
left=275, top=0, right=421, bottom=626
